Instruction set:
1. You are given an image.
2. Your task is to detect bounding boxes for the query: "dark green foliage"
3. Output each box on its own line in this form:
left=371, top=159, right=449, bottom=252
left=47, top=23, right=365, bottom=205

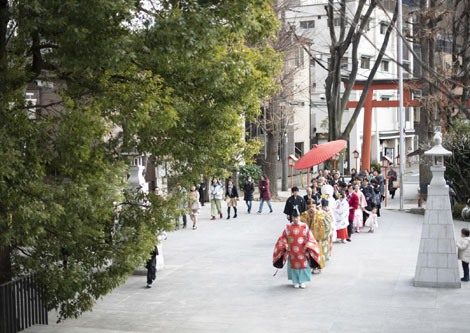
left=0, top=0, right=280, bottom=321
left=239, top=164, right=263, bottom=188
left=370, top=162, right=382, bottom=172
left=444, top=118, right=470, bottom=203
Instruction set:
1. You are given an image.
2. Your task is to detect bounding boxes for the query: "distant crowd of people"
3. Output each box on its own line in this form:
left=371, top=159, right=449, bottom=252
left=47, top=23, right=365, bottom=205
left=148, top=167, right=400, bottom=289
left=274, top=167, right=398, bottom=289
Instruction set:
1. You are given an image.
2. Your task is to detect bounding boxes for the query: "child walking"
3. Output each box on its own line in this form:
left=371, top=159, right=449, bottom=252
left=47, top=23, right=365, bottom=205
left=456, top=228, right=470, bottom=282
left=364, top=207, right=378, bottom=233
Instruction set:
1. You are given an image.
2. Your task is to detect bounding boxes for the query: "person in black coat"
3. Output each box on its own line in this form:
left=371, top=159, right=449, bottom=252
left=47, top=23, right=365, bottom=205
left=243, top=176, right=255, bottom=213
left=198, top=174, right=206, bottom=206
left=146, top=246, right=158, bottom=288
left=284, top=186, right=306, bottom=222
left=388, top=167, right=398, bottom=199
left=370, top=178, right=381, bottom=217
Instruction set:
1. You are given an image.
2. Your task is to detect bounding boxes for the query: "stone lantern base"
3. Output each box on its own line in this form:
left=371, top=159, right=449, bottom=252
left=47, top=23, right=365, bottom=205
left=413, top=166, right=461, bottom=288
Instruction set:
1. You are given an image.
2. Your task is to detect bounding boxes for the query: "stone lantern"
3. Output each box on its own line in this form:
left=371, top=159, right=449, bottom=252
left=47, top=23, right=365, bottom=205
left=414, top=132, right=460, bottom=288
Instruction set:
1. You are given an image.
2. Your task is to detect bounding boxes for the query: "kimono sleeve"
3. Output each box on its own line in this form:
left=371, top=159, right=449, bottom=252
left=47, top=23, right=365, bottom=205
left=273, top=230, right=288, bottom=268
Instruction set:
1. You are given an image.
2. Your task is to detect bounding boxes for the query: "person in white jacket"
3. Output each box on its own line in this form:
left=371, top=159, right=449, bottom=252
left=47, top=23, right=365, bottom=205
left=456, top=228, right=470, bottom=282
left=210, top=178, right=224, bottom=220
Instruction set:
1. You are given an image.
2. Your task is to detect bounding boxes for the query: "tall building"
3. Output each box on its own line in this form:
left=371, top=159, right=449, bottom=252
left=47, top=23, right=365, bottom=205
left=285, top=0, right=417, bottom=170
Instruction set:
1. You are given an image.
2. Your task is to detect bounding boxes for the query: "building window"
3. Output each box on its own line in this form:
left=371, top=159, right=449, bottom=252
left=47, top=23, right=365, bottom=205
left=340, top=57, right=348, bottom=70
left=300, top=20, right=315, bottom=29
left=318, top=15, right=321, bottom=20
left=380, top=22, right=388, bottom=34
left=295, top=47, right=304, bottom=67
left=360, top=56, right=370, bottom=69
left=295, top=142, right=304, bottom=157
left=403, top=61, right=411, bottom=73
left=381, top=95, right=391, bottom=101
left=361, top=16, right=371, bottom=31
left=333, top=17, right=341, bottom=27
left=381, top=60, right=390, bottom=72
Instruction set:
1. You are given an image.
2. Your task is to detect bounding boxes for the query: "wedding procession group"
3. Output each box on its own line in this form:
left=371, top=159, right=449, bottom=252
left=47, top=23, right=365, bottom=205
left=273, top=168, right=388, bottom=289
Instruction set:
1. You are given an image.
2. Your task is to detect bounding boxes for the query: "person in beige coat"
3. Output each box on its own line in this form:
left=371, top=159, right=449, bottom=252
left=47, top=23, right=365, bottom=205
left=456, top=228, right=470, bottom=282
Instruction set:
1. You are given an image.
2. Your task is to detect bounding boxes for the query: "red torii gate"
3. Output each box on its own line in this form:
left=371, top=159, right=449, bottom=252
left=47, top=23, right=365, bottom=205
left=345, top=79, right=419, bottom=171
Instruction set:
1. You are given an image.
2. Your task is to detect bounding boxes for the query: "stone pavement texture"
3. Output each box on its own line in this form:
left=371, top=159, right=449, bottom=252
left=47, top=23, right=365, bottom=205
left=25, top=201, right=470, bottom=333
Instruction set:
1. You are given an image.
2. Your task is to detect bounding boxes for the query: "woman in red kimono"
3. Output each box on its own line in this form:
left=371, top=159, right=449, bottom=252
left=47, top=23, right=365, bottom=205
left=273, top=209, right=321, bottom=289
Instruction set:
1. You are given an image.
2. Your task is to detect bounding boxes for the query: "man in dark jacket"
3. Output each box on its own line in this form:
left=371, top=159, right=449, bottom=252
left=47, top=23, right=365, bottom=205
left=284, top=186, right=306, bottom=222
left=146, top=246, right=158, bottom=288
left=243, top=176, right=255, bottom=213
left=198, top=174, right=206, bottom=206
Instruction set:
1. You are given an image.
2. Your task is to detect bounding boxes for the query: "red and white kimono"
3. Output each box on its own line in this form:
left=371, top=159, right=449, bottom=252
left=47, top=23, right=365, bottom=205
left=273, top=222, right=321, bottom=270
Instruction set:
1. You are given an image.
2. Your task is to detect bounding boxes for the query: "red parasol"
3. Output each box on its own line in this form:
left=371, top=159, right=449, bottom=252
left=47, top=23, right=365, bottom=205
left=294, top=140, right=347, bottom=170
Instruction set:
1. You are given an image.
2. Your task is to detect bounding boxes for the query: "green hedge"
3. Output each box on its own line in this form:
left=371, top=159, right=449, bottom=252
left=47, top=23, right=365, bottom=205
left=239, top=164, right=262, bottom=188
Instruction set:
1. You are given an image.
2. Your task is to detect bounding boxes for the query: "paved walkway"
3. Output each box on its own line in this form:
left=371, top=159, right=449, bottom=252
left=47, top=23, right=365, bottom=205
left=26, top=202, right=470, bottom=333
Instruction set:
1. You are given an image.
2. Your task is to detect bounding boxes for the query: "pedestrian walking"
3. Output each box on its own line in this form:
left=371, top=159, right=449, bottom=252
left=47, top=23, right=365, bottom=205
left=258, top=174, right=273, bottom=213
left=210, top=178, right=224, bottom=220
left=388, top=167, right=398, bottom=199
left=456, top=228, right=470, bottom=282
left=198, top=174, right=206, bottom=207
left=272, top=209, right=321, bottom=289
left=145, top=231, right=166, bottom=288
left=146, top=246, right=158, bottom=288
left=364, top=207, right=378, bottom=233
left=243, top=176, right=255, bottom=213
left=370, top=178, right=381, bottom=217
left=188, top=185, right=200, bottom=230
left=226, top=179, right=239, bottom=219
left=374, top=170, right=385, bottom=201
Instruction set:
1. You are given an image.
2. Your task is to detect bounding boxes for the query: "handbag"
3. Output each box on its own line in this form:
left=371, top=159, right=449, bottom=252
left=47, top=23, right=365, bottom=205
left=392, top=180, right=400, bottom=189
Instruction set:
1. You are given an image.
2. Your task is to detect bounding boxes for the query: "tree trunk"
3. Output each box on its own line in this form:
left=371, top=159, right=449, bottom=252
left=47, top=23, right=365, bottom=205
left=264, top=131, right=279, bottom=198
left=417, top=0, right=436, bottom=199
left=0, top=246, right=12, bottom=284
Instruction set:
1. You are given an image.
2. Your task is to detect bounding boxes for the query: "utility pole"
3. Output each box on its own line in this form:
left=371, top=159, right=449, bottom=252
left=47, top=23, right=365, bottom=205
left=281, top=101, right=288, bottom=191
left=398, top=0, right=405, bottom=210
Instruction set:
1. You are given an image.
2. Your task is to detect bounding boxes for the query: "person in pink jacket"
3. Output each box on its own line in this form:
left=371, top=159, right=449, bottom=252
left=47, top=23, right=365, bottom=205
left=257, top=175, right=273, bottom=213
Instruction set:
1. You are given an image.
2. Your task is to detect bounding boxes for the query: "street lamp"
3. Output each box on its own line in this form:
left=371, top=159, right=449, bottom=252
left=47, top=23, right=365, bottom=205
left=381, top=156, right=392, bottom=208
left=353, top=150, right=360, bottom=172
left=287, top=154, right=298, bottom=190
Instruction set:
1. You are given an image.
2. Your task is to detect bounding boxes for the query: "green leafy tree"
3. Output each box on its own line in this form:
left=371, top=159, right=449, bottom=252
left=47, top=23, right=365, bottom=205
left=0, top=0, right=280, bottom=321
left=444, top=118, right=470, bottom=203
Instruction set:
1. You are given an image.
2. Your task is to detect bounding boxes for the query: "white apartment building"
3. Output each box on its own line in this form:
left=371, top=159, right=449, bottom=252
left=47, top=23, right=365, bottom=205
left=285, top=0, right=417, bottom=170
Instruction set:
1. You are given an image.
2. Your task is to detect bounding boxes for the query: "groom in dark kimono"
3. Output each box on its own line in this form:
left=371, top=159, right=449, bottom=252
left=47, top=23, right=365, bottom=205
left=284, top=186, right=306, bottom=222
